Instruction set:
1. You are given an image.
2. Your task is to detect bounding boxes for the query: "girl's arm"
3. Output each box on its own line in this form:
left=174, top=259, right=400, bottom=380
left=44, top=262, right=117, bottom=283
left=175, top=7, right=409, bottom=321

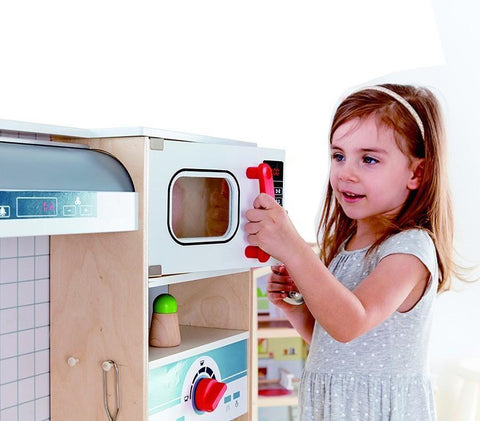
left=246, top=194, right=430, bottom=343
left=267, top=267, right=316, bottom=343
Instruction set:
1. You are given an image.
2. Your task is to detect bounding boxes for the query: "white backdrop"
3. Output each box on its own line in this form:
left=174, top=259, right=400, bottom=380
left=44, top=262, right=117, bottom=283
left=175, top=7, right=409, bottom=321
left=1, top=0, right=478, bottom=368
left=0, top=0, right=443, bottom=241
left=370, top=0, right=480, bottom=372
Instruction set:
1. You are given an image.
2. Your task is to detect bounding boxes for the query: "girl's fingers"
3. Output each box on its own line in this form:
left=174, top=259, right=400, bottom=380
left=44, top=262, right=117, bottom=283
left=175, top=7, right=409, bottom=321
left=244, top=222, right=258, bottom=235
left=269, top=284, right=294, bottom=294
left=271, top=264, right=288, bottom=275
left=246, top=234, right=260, bottom=247
left=268, top=273, right=294, bottom=293
left=270, top=272, right=292, bottom=284
left=245, top=208, right=268, bottom=223
left=267, top=290, right=287, bottom=303
left=253, top=193, right=277, bottom=210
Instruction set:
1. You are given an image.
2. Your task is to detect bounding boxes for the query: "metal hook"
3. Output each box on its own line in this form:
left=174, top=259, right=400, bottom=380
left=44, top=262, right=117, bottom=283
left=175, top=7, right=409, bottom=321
left=102, top=360, right=120, bottom=421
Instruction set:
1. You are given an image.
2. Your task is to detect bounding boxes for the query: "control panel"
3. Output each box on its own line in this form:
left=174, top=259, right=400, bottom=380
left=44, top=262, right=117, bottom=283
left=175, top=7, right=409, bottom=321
left=0, top=191, right=97, bottom=220
left=183, top=356, right=227, bottom=414
left=263, top=160, right=284, bottom=206
left=148, top=339, right=247, bottom=420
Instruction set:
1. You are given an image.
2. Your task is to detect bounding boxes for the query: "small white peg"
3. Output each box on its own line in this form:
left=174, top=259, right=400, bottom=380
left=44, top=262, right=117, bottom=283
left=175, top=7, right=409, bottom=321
left=102, top=360, right=113, bottom=372
left=67, top=357, right=79, bottom=367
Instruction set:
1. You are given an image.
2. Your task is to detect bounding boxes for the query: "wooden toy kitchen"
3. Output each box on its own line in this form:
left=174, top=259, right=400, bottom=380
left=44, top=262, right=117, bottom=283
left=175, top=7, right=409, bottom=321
left=0, top=119, right=285, bottom=421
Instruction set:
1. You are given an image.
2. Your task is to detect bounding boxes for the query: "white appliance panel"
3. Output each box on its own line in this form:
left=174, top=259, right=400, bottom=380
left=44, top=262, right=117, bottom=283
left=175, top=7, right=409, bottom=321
left=148, top=139, right=284, bottom=275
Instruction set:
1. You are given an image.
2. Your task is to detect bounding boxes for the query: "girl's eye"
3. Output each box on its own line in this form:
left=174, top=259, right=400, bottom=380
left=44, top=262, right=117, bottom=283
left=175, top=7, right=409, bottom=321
left=332, top=152, right=344, bottom=162
left=363, top=156, right=379, bottom=164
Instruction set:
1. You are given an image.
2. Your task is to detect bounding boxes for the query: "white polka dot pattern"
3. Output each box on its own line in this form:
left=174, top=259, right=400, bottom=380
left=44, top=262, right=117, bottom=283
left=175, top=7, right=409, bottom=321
left=299, top=229, right=438, bottom=420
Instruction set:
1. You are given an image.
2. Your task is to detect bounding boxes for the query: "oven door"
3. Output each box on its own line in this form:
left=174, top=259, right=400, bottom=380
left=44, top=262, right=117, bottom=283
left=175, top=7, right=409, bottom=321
left=148, top=138, right=284, bottom=276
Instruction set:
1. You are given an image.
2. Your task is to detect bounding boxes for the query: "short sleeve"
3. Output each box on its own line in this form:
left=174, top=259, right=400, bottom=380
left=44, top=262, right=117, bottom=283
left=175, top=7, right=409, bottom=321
left=377, top=229, right=438, bottom=283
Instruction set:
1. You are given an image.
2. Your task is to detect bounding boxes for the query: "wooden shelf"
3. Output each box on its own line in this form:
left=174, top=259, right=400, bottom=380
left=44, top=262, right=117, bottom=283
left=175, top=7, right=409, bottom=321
left=258, top=319, right=299, bottom=338
left=149, top=325, right=248, bottom=369
left=258, top=315, right=289, bottom=323
left=257, top=391, right=299, bottom=407
left=148, top=268, right=248, bottom=288
left=258, top=327, right=299, bottom=338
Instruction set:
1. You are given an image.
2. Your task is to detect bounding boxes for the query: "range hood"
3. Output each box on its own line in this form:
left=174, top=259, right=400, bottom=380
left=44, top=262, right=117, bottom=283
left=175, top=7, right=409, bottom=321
left=0, top=137, right=138, bottom=237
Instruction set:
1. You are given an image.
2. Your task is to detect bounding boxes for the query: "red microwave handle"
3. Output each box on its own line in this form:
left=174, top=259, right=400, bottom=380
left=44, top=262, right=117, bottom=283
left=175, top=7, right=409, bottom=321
left=246, top=163, right=275, bottom=196
left=245, top=163, right=274, bottom=263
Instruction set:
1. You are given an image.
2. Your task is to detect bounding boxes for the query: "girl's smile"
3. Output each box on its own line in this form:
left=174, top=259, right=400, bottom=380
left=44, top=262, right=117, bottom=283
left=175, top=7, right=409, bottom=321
left=340, top=190, right=366, bottom=203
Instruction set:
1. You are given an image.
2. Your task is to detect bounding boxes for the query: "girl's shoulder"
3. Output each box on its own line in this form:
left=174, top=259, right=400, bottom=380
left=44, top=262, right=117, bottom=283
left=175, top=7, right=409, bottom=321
left=380, top=228, right=434, bottom=251
left=378, top=228, right=438, bottom=277
left=381, top=227, right=433, bottom=245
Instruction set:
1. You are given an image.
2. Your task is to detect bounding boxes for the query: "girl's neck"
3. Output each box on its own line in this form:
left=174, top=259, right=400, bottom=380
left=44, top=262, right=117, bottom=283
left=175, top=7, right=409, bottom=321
left=346, top=221, right=385, bottom=250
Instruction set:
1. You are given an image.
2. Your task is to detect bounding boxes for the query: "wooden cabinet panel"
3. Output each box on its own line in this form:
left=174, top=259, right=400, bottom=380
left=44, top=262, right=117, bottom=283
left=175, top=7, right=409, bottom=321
left=51, top=231, right=148, bottom=421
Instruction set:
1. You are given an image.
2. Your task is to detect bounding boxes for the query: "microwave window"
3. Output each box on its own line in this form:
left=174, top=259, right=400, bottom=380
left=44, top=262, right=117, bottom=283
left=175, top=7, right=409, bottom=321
left=171, top=176, right=231, bottom=239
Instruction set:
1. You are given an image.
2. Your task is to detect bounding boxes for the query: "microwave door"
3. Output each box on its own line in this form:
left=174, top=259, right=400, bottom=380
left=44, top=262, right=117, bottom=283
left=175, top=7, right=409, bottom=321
left=148, top=139, right=285, bottom=276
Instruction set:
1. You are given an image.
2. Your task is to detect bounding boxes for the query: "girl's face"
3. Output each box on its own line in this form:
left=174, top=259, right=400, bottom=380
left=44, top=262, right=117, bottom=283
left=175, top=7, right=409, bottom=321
left=329, top=115, right=422, bottom=232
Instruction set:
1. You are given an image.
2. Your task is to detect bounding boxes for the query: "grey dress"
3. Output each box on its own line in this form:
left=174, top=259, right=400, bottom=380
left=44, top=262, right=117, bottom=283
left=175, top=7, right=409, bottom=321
left=299, top=229, right=438, bottom=421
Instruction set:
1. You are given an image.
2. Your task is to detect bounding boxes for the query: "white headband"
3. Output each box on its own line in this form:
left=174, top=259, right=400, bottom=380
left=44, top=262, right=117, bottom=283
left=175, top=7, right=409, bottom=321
left=360, top=85, right=425, bottom=138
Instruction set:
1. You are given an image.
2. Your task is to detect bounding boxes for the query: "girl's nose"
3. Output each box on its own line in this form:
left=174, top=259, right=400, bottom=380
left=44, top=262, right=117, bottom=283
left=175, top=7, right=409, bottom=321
left=338, top=162, right=359, bottom=183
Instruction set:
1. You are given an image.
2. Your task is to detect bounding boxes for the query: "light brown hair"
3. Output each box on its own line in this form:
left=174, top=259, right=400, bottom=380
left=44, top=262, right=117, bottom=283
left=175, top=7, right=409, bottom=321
left=317, top=84, right=454, bottom=292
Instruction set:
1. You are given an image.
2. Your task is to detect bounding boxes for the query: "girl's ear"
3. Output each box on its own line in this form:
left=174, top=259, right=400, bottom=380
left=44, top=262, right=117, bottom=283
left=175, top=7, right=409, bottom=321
left=407, top=158, right=425, bottom=190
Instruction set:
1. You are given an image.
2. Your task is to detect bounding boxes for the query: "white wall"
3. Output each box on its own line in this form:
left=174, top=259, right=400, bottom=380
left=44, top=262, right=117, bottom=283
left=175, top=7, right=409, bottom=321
left=370, top=0, right=480, bottom=371
left=0, top=0, right=443, bottom=242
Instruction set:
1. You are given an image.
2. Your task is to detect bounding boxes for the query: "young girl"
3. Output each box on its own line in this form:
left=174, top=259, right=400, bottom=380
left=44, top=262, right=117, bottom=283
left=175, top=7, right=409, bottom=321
left=245, top=84, right=454, bottom=420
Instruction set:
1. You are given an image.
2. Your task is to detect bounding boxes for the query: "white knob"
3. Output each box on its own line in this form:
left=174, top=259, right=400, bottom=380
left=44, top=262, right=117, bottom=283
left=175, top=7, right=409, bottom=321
left=67, top=357, right=79, bottom=367
left=102, top=361, right=113, bottom=372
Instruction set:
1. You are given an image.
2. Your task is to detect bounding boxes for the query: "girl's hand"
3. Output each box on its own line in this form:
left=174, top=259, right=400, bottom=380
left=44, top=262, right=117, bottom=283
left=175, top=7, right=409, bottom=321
left=268, top=265, right=296, bottom=309
left=245, top=194, right=303, bottom=264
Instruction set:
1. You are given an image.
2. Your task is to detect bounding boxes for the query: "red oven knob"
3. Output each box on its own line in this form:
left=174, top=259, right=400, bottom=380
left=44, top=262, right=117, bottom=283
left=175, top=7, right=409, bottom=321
left=194, top=378, right=227, bottom=412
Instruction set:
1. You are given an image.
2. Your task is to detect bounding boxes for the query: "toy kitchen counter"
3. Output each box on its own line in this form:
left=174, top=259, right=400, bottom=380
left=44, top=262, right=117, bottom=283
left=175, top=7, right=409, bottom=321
left=1, top=118, right=284, bottom=421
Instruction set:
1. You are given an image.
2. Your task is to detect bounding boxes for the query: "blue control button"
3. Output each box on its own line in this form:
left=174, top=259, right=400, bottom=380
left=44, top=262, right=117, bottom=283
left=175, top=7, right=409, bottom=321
left=233, top=391, right=240, bottom=399
left=224, top=395, right=232, bottom=403
left=80, top=205, right=93, bottom=216
left=63, top=205, right=76, bottom=216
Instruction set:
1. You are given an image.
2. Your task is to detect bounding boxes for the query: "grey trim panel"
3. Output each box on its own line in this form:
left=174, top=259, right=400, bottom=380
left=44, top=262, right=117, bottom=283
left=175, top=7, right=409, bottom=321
left=0, top=141, right=134, bottom=192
